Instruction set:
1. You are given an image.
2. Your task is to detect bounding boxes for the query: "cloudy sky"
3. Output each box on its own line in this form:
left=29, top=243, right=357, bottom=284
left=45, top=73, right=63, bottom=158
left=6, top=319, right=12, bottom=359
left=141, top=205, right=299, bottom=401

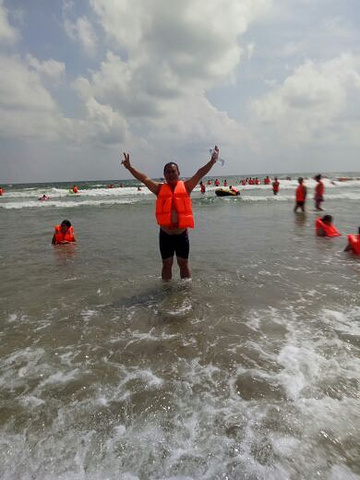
left=1, top=0, right=360, bottom=183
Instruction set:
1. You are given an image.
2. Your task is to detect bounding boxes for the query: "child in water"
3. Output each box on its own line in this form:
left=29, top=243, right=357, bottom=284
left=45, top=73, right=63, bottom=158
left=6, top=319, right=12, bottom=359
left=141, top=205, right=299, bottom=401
left=52, top=220, right=77, bottom=245
left=315, top=215, right=341, bottom=237
left=344, top=227, right=360, bottom=253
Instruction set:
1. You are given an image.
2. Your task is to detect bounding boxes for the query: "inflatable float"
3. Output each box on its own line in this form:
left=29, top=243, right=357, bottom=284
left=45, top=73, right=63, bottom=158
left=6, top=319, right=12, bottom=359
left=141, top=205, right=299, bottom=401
left=215, top=188, right=240, bottom=197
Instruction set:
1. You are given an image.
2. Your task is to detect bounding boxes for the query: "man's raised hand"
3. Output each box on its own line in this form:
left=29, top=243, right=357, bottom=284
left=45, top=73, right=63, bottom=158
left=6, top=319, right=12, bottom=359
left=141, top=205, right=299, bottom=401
left=122, top=152, right=130, bottom=169
left=210, top=145, right=219, bottom=162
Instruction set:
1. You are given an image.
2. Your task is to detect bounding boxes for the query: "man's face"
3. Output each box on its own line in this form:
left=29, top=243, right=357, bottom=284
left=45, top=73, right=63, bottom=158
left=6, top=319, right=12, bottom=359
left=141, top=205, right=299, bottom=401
left=164, top=164, right=180, bottom=184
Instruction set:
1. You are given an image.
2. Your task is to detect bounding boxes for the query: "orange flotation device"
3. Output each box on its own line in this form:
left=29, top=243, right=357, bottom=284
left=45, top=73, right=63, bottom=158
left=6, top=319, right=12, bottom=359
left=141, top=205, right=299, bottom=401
left=296, top=185, right=306, bottom=202
left=315, top=181, right=324, bottom=197
left=347, top=234, right=360, bottom=254
left=54, top=225, right=76, bottom=244
left=315, top=218, right=341, bottom=237
left=272, top=181, right=280, bottom=192
left=156, top=181, right=194, bottom=229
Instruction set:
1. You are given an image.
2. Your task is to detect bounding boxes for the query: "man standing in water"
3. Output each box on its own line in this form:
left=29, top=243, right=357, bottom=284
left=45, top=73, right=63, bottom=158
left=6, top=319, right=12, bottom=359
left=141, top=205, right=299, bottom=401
left=294, top=177, right=307, bottom=213
left=121, top=147, right=219, bottom=280
left=272, top=177, right=280, bottom=195
left=314, top=174, right=324, bottom=210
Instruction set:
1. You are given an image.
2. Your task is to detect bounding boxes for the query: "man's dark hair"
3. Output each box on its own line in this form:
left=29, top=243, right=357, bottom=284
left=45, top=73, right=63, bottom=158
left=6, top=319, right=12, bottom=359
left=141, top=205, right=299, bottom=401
left=322, top=215, right=332, bottom=223
left=163, top=162, right=179, bottom=175
left=61, top=220, right=72, bottom=228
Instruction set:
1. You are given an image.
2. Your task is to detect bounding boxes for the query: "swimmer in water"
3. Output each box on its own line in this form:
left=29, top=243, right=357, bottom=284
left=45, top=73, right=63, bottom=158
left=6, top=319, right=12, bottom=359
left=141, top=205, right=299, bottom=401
left=52, top=220, right=77, bottom=245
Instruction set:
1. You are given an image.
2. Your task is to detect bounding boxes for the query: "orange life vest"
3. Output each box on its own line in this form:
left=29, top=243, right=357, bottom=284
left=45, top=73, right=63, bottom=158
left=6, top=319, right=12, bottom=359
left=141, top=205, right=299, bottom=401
left=315, top=181, right=324, bottom=197
left=296, top=185, right=306, bottom=202
left=156, top=181, right=194, bottom=229
left=273, top=181, right=280, bottom=191
left=54, top=225, right=76, bottom=244
left=347, top=234, right=360, bottom=254
left=315, top=218, right=341, bottom=237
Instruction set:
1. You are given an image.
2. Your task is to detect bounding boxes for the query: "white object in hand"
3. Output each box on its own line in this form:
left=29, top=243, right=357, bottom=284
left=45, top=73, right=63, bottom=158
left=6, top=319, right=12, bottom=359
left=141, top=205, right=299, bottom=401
left=209, top=149, right=225, bottom=166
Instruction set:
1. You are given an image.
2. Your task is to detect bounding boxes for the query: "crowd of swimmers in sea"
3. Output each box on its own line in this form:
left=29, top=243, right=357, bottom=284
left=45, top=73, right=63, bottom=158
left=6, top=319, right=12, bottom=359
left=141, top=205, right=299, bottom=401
left=47, top=171, right=360, bottom=256
left=1, top=163, right=359, bottom=259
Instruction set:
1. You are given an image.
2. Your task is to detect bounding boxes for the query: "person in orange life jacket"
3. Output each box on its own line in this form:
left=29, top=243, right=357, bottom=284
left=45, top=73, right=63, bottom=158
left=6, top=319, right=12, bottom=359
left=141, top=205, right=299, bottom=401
left=315, top=215, right=341, bottom=237
left=294, top=177, right=307, bottom=213
left=272, top=177, right=280, bottom=195
left=229, top=186, right=239, bottom=195
left=314, top=174, right=324, bottom=211
left=72, top=185, right=78, bottom=194
left=199, top=181, right=206, bottom=194
left=0, top=186, right=4, bottom=196
left=344, top=227, right=360, bottom=253
left=121, top=147, right=220, bottom=280
left=52, top=220, right=77, bottom=245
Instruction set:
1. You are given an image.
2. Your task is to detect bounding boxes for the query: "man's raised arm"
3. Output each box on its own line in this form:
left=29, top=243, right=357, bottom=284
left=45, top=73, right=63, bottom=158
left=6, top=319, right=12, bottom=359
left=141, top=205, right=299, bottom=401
left=184, top=146, right=219, bottom=193
left=121, top=153, right=160, bottom=195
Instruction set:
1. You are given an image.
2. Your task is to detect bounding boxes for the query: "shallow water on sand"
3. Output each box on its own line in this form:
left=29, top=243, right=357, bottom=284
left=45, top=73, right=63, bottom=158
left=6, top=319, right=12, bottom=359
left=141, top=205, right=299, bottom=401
left=1, top=177, right=360, bottom=479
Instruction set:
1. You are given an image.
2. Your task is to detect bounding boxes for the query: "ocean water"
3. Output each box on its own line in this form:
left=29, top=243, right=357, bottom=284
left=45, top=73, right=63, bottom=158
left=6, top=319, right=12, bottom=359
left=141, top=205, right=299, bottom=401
left=1, top=174, right=360, bottom=480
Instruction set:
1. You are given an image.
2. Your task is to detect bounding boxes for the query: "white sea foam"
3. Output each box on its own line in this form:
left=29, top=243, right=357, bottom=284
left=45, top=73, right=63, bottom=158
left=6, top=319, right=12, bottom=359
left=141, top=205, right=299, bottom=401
left=1, top=176, right=360, bottom=209
left=38, top=369, right=81, bottom=387
left=81, top=309, right=98, bottom=323
left=0, top=198, right=140, bottom=209
left=2, top=182, right=360, bottom=479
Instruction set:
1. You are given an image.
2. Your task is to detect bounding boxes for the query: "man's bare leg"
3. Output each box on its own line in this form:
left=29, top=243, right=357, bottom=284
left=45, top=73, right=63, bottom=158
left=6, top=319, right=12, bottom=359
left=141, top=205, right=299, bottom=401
left=177, top=257, right=191, bottom=279
left=162, top=257, right=173, bottom=281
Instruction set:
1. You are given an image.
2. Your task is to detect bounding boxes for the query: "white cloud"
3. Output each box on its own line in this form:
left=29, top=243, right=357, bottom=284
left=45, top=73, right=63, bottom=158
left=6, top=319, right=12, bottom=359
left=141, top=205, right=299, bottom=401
left=64, top=16, right=97, bottom=56
left=73, top=52, right=161, bottom=117
left=0, top=0, right=19, bottom=44
left=0, top=54, right=127, bottom=145
left=89, top=0, right=271, bottom=92
left=62, top=0, right=97, bottom=56
left=6, top=0, right=360, bottom=181
left=0, top=55, right=62, bottom=140
left=64, top=97, right=128, bottom=145
left=250, top=54, right=360, bottom=148
left=68, top=0, right=272, bottom=160
left=246, top=43, right=255, bottom=60
left=26, top=55, right=66, bottom=82
left=0, top=55, right=57, bottom=111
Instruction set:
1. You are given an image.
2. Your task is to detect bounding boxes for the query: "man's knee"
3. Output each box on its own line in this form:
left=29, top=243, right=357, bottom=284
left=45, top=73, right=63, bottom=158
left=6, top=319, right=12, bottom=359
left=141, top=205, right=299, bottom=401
left=176, top=256, right=188, bottom=267
left=162, top=257, right=173, bottom=268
